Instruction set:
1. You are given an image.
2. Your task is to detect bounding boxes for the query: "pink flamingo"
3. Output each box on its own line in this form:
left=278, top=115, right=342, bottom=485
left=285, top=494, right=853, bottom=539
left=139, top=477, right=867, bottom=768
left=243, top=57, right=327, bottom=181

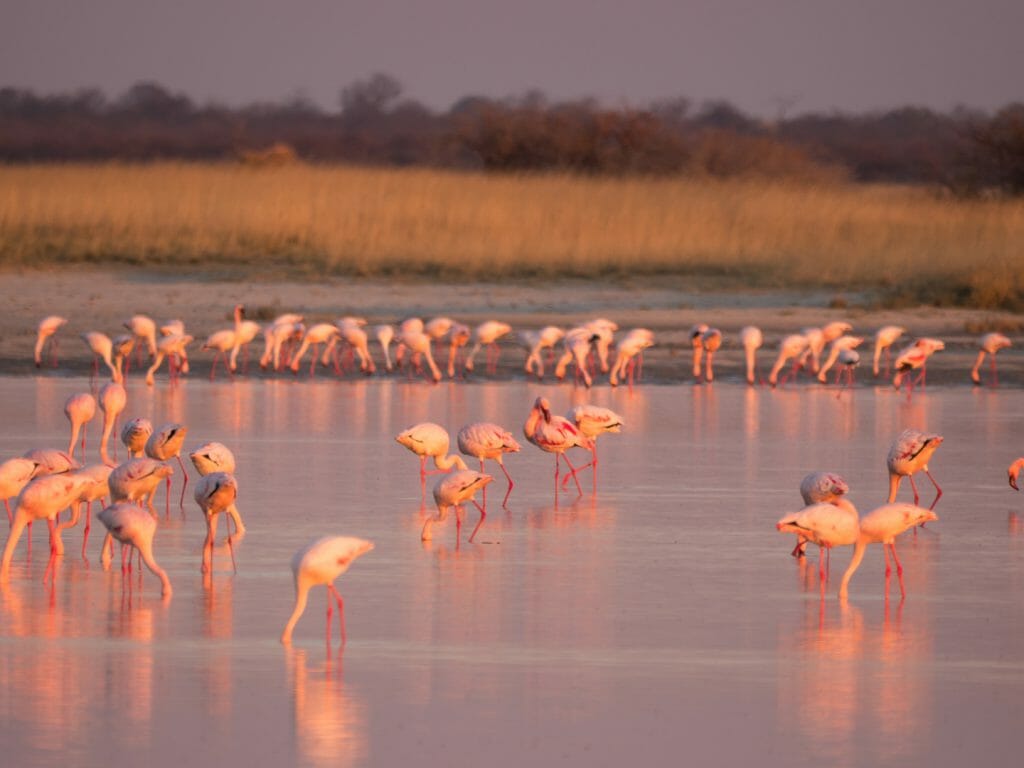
left=609, top=328, right=653, bottom=389
left=120, top=418, right=153, bottom=459
left=1009, top=458, right=1024, bottom=490
left=145, top=333, right=193, bottom=386
left=567, top=404, right=623, bottom=490
left=64, top=392, right=97, bottom=459
left=108, top=458, right=173, bottom=516
left=777, top=497, right=860, bottom=583
left=98, top=501, right=173, bottom=598
left=66, top=463, right=113, bottom=558
left=145, top=423, right=190, bottom=515
left=523, top=396, right=594, bottom=501
left=554, top=328, right=599, bottom=388
left=689, top=323, right=709, bottom=380
left=189, top=442, right=236, bottom=475
left=337, top=317, right=376, bottom=375
left=194, top=472, right=242, bottom=573
left=81, top=331, right=122, bottom=383
left=0, top=458, right=37, bottom=524
left=445, top=323, right=471, bottom=379
left=421, top=470, right=494, bottom=543
left=699, top=328, right=723, bottom=383
left=97, top=381, right=127, bottom=466
left=374, top=324, right=395, bottom=372
left=396, top=423, right=468, bottom=494
left=970, top=332, right=1012, bottom=387
left=768, top=334, right=809, bottom=387
left=34, top=315, right=67, bottom=368
left=457, top=422, right=521, bottom=508
left=465, top=321, right=512, bottom=375
left=887, top=429, right=943, bottom=507
left=817, top=335, right=864, bottom=383
left=872, top=325, right=906, bottom=377
left=788, top=471, right=850, bottom=557
left=124, top=314, right=158, bottom=364
left=281, top=536, right=374, bottom=645
left=839, top=503, right=938, bottom=599
left=892, top=338, right=944, bottom=396
left=739, top=326, right=763, bottom=385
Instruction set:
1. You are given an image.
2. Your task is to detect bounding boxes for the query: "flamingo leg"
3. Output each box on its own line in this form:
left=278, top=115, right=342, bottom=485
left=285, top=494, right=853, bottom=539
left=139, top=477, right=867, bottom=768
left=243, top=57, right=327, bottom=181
left=4, top=498, right=10, bottom=525
left=43, top=518, right=59, bottom=583
left=819, top=545, right=826, bottom=582
left=561, top=454, right=585, bottom=497
left=176, top=454, right=189, bottom=514
left=924, top=469, right=943, bottom=510
left=469, top=502, right=486, bottom=543
left=328, top=584, right=346, bottom=644
left=82, top=501, right=91, bottom=560
left=225, top=514, right=237, bottom=573
left=908, top=474, right=921, bottom=506
left=890, top=541, right=906, bottom=598
left=498, top=461, right=515, bottom=509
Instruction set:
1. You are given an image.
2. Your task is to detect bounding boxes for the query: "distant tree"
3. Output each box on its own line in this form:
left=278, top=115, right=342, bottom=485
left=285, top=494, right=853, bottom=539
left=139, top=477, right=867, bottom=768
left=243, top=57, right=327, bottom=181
left=116, top=81, right=193, bottom=118
left=966, top=104, right=1024, bottom=195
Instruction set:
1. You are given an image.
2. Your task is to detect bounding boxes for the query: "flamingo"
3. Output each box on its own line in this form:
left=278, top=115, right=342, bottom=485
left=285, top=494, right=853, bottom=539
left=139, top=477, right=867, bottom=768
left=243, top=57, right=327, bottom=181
left=585, top=318, right=618, bottom=374
left=124, top=314, right=158, bottom=362
left=768, top=334, right=809, bottom=387
left=64, top=392, right=97, bottom=459
left=0, top=472, right=92, bottom=582
left=892, top=338, right=944, bottom=395
left=839, top=503, right=938, bottom=599
left=523, top=396, right=594, bottom=500
left=120, top=418, right=153, bottom=459
left=401, top=328, right=443, bottom=382
left=554, top=327, right=599, bottom=388
left=111, top=334, right=135, bottom=378
left=457, top=423, right=521, bottom=508
left=34, top=315, right=67, bottom=368
left=65, top=463, right=113, bottom=558
left=189, top=442, right=237, bottom=475
left=145, top=333, right=193, bottom=386
left=159, top=320, right=190, bottom=373
left=833, top=348, right=860, bottom=393
left=145, top=423, right=189, bottom=515
left=776, top=497, right=860, bottom=582
left=259, top=317, right=304, bottom=371
left=395, top=423, right=468, bottom=494
left=970, top=332, right=1012, bottom=386
left=194, top=472, right=242, bottom=573
left=465, top=321, right=512, bottom=375
left=97, top=501, right=173, bottom=598
left=799, top=327, right=825, bottom=374
left=97, top=381, right=127, bottom=466
left=337, top=317, right=376, bottom=375
left=699, top=328, right=723, bottom=383
left=0, top=458, right=37, bottom=524
left=280, top=536, right=374, bottom=645
left=445, top=323, right=471, bottom=379
left=689, top=323, right=709, bottom=380
left=108, top=458, right=173, bottom=516
left=1009, top=458, right=1024, bottom=490
left=872, top=325, right=906, bottom=377
left=373, top=324, right=395, bottom=372
left=739, top=326, right=763, bottom=385
left=567, top=404, right=623, bottom=490
left=421, top=470, right=494, bottom=542
left=424, top=316, right=454, bottom=363
left=887, top=429, right=943, bottom=507
left=609, top=328, right=654, bottom=389
left=817, top=335, right=864, bottom=383
left=23, top=448, right=80, bottom=477
left=203, top=304, right=245, bottom=380
left=789, top=471, right=850, bottom=557
left=522, top=326, right=566, bottom=381
left=81, top=331, right=122, bottom=383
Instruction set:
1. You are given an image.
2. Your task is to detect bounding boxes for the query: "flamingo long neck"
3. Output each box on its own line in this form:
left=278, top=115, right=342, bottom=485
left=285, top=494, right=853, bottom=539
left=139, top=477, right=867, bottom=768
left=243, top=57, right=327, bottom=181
left=100, top=410, right=116, bottom=464
left=434, top=453, right=468, bottom=472
left=970, top=349, right=986, bottom=378
left=137, top=539, right=172, bottom=597
left=745, top=346, right=756, bottom=384
left=1, top=510, right=30, bottom=576
left=281, top=577, right=313, bottom=643
left=887, top=472, right=901, bottom=504
left=839, top=537, right=868, bottom=598
left=692, top=346, right=703, bottom=378
left=68, top=421, right=82, bottom=457
left=523, top=407, right=543, bottom=441
left=873, top=340, right=884, bottom=376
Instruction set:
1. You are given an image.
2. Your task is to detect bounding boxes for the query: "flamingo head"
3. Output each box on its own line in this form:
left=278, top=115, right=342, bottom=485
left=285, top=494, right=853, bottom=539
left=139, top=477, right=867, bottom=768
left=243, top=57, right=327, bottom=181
left=534, top=397, right=552, bottom=423
left=1009, top=458, right=1024, bottom=491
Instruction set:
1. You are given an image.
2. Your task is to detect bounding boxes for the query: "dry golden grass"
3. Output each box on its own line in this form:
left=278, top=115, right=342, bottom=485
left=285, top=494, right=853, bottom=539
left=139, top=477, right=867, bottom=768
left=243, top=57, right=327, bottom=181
left=2, top=162, right=1023, bottom=305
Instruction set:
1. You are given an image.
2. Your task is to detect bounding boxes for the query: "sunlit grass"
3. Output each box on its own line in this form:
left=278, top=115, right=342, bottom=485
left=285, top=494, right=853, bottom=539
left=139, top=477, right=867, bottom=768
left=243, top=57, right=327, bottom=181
left=2, top=162, right=1022, bottom=306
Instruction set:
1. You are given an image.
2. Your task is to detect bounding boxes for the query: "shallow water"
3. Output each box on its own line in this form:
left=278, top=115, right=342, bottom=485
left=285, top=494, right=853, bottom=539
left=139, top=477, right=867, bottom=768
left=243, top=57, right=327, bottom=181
left=2, top=376, right=1023, bottom=767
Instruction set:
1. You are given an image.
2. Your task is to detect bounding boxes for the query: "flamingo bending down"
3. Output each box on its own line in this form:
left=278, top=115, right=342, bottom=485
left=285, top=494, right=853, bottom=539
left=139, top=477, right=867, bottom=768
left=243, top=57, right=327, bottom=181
left=0, top=458, right=38, bottom=524
left=739, top=326, right=763, bottom=385
left=395, top=423, right=468, bottom=494
left=108, top=458, right=173, bottom=516
left=689, top=323, right=709, bottom=380
left=522, top=326, right=567, bottom=381
left=97, top=502, right=173, bottom=598
left=872, top=326, right=906, bottom=377
left=145, top=423, right=189, bottom=515
left=124, top=314, right=158, bottom=362
left=120, top=418, right=153, bottom=459
left=817, top=335, right=864, bottom=383
left=64, top=463, right=113, bottom=558
left=887, top=429, right=944, bottom=507
left=776, top=497, right=860, bottom=582
left=892, top=338, right=944, bottom=394
left=189, top=442, right=237, bottom=475
left=789, top=471, right=850, bottom=557
left=609, top=328, right=654, bottom=388
left=465, top=321, right=512, bottom=375
left=768, top=334, right=810, bottom=387
left=799, top=327, right=826, bottom=375
left=97, top=381, right=127, bottom=466
left=337, top=317, right=376, bottom=375
left=421, top=470, right=494, bottom=543
left=567, top=405, right=623, bottom=490
left=401, top=329, right=443, bottom=382
left=523, top=396, right=594, bottom=501
left=64, top=392, right=97, bottom=459
left=457, top=422, right=521, bottom=508
left=194, top=472, right=243, bottom=573
left=970, top=332, right=1012, bottom=386
left=260, top=318, right=304, bottom=371
left=554, top=328, right=599, bottom=388
left=145, top=334, right=194, bottom=386
left=81, top=332, right=123, bottom=383
left=373, top=325, right=395, bottom=372
left=839, top=504, right=938, bottom=599
left=445, top=323, right=471, bottom=379
left=281, top=536, right=374, bottom=645
left=35, top=315, right=67, bottom=368
left=699, top=328, right=723, bottom=383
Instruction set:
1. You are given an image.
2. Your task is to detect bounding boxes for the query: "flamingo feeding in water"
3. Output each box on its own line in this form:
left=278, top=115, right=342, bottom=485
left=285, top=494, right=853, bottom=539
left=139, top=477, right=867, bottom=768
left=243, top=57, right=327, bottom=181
left=97, top=501, right=173, bottom=598
left=739, top=326, right=763, bottom=385
left=108, top=458, right=173, bottom=516
left=457, top=422, right=520, bottom=508
left=768, top=334, right=809, bottom=387
left=887, top=429, right=944, bottom=507
left=892, top=338, right=944, bottom=395
left=1009, top=458, right=1024, bottom=490
left=970, top=332, right=1012, bottom=387
left=609, top=328, right=653, bottom=389
left=776, top=497, right=860, bottom=583
left=145, top=423, right=190, bottom=515
left=194, top=471, right=243, bottom=573
left=120, top=418, right=153, bottom=459
left=395, top=423, right=468, bottom=494
left=567, top=404, right=623, bottom=490
left=97, top=381, right=127, bottom=466
left=34, top=315, right=67, bottom=368
left=689, top=323, right=709, bottom=380
left=787, top=471, right=850, bottom=557
left=817, top=335, right=864, bottom=383
left=839, top=503, right=938, bottom=599
left=0, top=458, right=38, bottom=524
left=81, top=332, right=122, bottom=383
left=523, top=396, right=594, bottom=501
left=421, top=470, right=494, bottom=543
left=872, top=325, right=906, bottom=377
left=64, top=392, right=97, bottom=459
left=699, top=328, right=723, bottom=383
left=465, top=321, right=512, bottom=375
left=280, top=536, right=374, bottom=645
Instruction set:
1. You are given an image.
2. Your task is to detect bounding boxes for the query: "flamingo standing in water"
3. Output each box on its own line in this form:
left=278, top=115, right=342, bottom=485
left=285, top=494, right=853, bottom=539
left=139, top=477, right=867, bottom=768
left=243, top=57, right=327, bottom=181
left=81, top=332, right=122, bottom=383
left=0, top=458, right=37, bottom=524
left=457, top=423, right=521, bottom=508
left=373, top=324, right=395, bottom=372
left=817, top=335, right=864, bottom=383
left=97, top=381, right=127, bottom=466
left=739, top=326, right=763, bottom=385
left=609, top=328, right=653, bottom=389
left=189, top=441, right=237, bottom=475
left=194, top=471, right=242, bottom=573
left=337, top=317, right=376, bottom=375
left=970, top=332, right=1012, bottom=386
left=839, top=503, right=938, bottom=599
left=421, top=470, right=494, bottom=543
left=786, top=471, right=850, bottom=558
left=445, top=323, right=471, bottom=379
left=64, top=392, right=97, bottom=459
left=97, top=501, right=173, bottom=598
left=120, top=418, right=153, bottom=459
left=776, top=497, right=860, bottom=583
left=872, top=326, right=906, bottom=377
left=768, top=334, right=809, bottom=387
left=66, top=463, right=113, bottom=558
left=395, top=423, right=468, bottom=494
left=892, top=338, right=945, bottom=396
left=108, top=458, right=173, bottom=516
left=699, top=328, right=723, bottom=383
left=555, top=327, right=600, bottom=388
left=34, top=315, right=67, bottom=368
left=887, top=429, right=944, bottom=507
left=145, top=333, right=193, bottom=386
left=523, top=396, right=594, bottom=501
left=145, top=423, right=189, bottom=515
left=689, top=323, right=709, bottom=380
left=281, top=536, right=374, bottom=645
left=124, top=314, right=158, bottom=365
left=567, top=404, right=623, bottom=490
left=465, top=321, right=512, bottom=375
left=522, top=326, right=567, bottom=381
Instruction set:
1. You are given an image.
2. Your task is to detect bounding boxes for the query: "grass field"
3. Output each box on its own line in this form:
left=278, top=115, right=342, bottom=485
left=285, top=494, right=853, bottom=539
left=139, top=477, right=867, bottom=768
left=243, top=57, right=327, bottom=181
left=2, top=163, right=1023, bottom=308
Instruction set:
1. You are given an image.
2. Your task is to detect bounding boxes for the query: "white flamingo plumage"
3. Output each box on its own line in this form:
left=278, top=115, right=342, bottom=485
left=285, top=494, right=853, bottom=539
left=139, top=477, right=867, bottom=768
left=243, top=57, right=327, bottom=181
left=194, top=471, right=243, bottom=573
left=872, top=325, right=906, bottom=377
left=609, top=328, right=653, bottom=388
left=777, top=497, right=860, bottom=582
left=970, top=332, right=1012, bottom=386
left=421, top=470, right=494, bottom=543
left=839, top=503, right=938, bottom=599
left=145, top=423, right=189, bottom=515
left=120, top=418, right=153, bottom=459
left=567, top=404, right=623, bottom=490
left=108, top=458, right=173, bottom=516
left=739, top=326, right=763, bottom=385
left=97, top=381, right=127, bottom=466
left=523, top=396, right=594, bottom=501
left=64, top=392, right=97, bottom=459
left=769, top=334, right=809, bottom=387
left=396, top=423, right=468, bottom=494
left=465, top=321, right=512, bottom=375
left=34, top=315, right=67, bottom=368
left=98, top=501, right=173, bottom=598
left=788, top=471, right=850, bottom=557
left=887, top=429, right=944, bottom=506
left=457, top=422, right=521, bottom=508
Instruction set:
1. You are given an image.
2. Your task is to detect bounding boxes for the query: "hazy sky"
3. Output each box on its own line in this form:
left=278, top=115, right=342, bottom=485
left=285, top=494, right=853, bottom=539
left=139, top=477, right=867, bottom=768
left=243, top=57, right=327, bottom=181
left=2, top=0, right=1021, bottom=116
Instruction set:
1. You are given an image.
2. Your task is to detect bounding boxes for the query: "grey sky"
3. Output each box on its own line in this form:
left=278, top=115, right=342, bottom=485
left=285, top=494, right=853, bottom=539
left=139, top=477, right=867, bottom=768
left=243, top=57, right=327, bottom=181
left=2, top=0, right=1021, bottom=116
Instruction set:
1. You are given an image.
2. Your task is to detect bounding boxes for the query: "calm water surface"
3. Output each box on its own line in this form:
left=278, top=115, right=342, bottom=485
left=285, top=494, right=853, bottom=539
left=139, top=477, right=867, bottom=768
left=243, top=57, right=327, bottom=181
left=1, top=377, right=1023, bottom=767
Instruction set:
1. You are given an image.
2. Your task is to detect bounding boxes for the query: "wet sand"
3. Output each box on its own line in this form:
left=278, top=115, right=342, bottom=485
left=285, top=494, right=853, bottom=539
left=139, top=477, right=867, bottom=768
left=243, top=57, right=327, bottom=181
left=2, top=268, right=1022, bottom=386
left=1, top=377, right=1023, bottom=767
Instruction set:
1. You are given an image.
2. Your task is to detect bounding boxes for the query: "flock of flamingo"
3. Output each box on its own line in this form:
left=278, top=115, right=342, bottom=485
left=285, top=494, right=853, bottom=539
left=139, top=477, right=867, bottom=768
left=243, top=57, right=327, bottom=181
left=2, top=306, right=1020, bottom=647
left=30, top=311, right=1015, bottom=391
